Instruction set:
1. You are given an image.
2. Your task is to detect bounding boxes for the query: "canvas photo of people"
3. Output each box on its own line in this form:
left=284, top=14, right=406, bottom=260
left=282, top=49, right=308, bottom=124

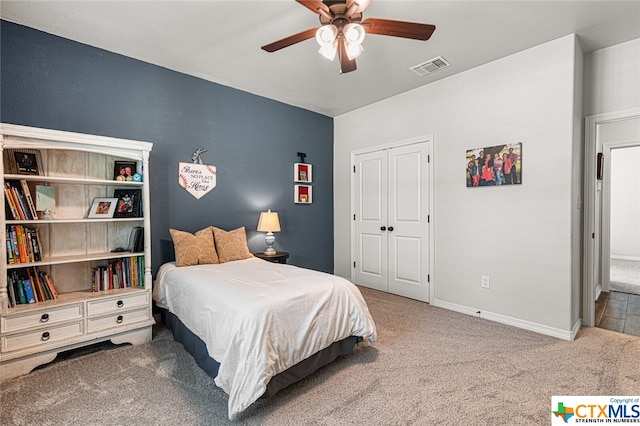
left=466, top=142, right=522, bottom=187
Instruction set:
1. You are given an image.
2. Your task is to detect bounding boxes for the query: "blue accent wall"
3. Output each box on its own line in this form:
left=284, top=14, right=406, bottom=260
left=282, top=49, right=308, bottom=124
left=1, top=20, right=334, bottom=273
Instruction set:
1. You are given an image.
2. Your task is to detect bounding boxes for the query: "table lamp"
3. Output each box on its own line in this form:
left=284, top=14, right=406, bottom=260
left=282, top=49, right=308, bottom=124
left=257, top=209, right=281, bottom=255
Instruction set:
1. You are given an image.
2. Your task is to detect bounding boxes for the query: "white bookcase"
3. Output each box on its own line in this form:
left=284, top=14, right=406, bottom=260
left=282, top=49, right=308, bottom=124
left=0, top=123, right=154, bottom=380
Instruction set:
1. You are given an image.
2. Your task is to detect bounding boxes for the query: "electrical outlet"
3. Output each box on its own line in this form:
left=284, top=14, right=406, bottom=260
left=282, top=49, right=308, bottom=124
left=481, top=275, right=490, bottom=289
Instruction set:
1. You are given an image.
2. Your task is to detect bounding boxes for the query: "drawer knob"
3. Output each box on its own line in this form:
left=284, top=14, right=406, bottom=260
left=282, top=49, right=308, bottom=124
left=116, top=315, right=124, bottom=324
left=40, top=313, right=50, bottom=323
left=117, top=300, right=124, bottom=308
left=41, top=331, right=51, bottom=341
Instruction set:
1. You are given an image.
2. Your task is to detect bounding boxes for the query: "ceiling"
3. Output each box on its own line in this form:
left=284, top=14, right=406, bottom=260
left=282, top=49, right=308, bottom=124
left=2, top=1, right=640, bottom=117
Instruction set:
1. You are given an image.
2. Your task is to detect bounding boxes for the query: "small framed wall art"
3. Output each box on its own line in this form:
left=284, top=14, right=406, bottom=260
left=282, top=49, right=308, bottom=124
left=295, top=185, right=312, bottom=204
left=294, top=163, right=312, bottom=183
left=88, top=197, right=118, bottom=218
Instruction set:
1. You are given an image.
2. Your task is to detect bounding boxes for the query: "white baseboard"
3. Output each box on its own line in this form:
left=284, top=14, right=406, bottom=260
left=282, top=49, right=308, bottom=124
left=611, top=255, right=640, bottom=262
left=432, top=299, right=577, bottom=341
left=595, top=284, right=603, bottom=301
left=570, top=318, right=582, bottom=341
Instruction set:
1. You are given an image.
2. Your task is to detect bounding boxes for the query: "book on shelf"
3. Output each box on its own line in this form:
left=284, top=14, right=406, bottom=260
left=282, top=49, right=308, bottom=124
left=6, top=268, right=59, bottom=308
left=5, top=225, right=43, bottom=264
left=7, top=278, right=16, bottom=307
left=20, top=179, right=38, bottom=219
left=27, top=268, right=43, bottom=302
left=127, top=226, right=144, bottom=252
left=22, top=279, right=36, bottom=304
left=42, top=272, right=59, bottom=299
left=92, top=256, right=145, bottom=292
left=12, top=273, right=27, bottom=305
left=4, top=180, right=37, bottom=220
left=6, top=234, right=15, bottom=264
left=4, top=184, right=21, bottom=220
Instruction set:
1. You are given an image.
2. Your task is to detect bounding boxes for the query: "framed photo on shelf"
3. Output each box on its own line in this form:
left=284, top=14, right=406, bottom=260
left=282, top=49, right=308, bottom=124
left=113, top=161, right=137, bottom=181
left=88, top=197, right=119, bottom=218
left=294, top=163, right=312, bottom=183
left=294, top=185, right=312, bottom=204
left=10, top=149, right=43, bottom=175
left=113, top=188, right=142, bottom=218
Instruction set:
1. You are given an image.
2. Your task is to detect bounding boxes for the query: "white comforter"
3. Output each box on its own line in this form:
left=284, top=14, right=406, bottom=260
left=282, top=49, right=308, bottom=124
left=154, top=257, right=377, bottom=420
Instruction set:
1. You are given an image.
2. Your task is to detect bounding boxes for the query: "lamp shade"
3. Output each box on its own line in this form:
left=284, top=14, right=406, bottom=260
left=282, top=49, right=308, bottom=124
left=316, top=24, right=338, bottom=60
left=257, top=209, right=281, bottom=232
left=343, top=23, right=365, bottom=45
left=316, top=24, right=338, bottom=46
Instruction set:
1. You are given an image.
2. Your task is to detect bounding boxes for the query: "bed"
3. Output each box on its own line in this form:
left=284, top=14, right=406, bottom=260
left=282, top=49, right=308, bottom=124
left=153, top=256, right=377, bottom=420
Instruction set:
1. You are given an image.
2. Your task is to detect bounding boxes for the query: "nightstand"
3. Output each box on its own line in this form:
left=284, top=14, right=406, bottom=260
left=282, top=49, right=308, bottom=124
left=253, top=251, right=289, bottom=264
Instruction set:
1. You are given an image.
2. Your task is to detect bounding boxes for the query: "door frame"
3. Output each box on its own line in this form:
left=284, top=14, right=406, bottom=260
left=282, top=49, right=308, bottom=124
left=583, top=107, right=640, bottom=326
left=350, top=134, right=435, bottom=303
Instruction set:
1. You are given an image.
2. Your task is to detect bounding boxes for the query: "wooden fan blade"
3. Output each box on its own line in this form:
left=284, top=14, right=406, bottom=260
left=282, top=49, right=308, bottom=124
left=261, top=27, right=318, bottom=52
left=362, top=18, right=436, bottom=41
left=295, top=0, right=331, bottom=16
left=338, top=39, right=357, bottom=74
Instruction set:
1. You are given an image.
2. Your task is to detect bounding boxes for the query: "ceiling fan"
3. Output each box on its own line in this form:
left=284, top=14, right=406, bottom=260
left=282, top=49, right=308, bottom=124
left=261, top=0, right=436, bottom=74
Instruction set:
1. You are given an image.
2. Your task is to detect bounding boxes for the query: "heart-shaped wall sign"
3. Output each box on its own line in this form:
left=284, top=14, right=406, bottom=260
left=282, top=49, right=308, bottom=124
left=178, top=162, right=217, bottom=199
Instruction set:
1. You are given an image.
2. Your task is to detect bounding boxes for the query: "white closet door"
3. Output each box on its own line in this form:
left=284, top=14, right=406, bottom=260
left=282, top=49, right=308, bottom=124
left=387, top=143, right=430, bottom=301
left=353, top=142, right=430, bottom=302
left=354, top=150, right=388, bottom=292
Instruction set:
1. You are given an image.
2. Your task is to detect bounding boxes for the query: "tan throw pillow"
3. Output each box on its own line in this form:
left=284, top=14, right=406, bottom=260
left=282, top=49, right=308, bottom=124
left=213, top=226, right=253, bottom=263
left=169, top=226, right=219, bottom=267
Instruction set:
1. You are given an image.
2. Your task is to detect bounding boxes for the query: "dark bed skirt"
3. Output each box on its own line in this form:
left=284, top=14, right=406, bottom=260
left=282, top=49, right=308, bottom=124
left=160, top=309, right=362, bottom=398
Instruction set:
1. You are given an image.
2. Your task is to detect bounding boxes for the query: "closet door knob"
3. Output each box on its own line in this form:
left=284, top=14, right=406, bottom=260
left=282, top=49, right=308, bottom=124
left=388, top=226, right=394, bottom=232
left=380, top=226, right=386, bottom=231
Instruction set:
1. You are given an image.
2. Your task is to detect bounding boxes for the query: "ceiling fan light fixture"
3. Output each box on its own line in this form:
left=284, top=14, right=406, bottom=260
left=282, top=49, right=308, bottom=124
left=261, top=1, right=436, bottom=75
left=316, top=24, right=339, bottom=61
left=318, top=42, right=338, bottom=60
left=343, top=23, right=366, bottom=45
left=345, top=41, right=364, bottom=60
left=316, top=24, right=338, bottom=46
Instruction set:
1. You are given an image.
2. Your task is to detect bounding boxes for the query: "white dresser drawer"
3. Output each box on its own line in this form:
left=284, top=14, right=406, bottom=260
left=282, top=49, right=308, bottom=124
left=1, top=321, right=84, bottom=353
left=87, top=308, right=149, bottom=333
left=87, top=292, right=149, bottom=317
left=1, top=304, right=84, bottom=334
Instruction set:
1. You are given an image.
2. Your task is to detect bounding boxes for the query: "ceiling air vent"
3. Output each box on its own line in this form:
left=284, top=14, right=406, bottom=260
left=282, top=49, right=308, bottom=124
left=409, top=56, right=451, bottom=77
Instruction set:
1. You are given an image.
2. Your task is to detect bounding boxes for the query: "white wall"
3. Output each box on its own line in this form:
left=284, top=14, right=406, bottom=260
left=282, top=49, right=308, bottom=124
left=583, top=38, right=640, bottom=308
left=584, top=38, right=640, bottom=116
left=334, top=35, right=583, bottom=338
left=610, top=146, right=640, bottom=260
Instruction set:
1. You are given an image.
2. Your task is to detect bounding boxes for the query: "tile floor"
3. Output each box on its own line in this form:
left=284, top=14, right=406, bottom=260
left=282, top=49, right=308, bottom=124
left=595, top=291, right=640, bottom=337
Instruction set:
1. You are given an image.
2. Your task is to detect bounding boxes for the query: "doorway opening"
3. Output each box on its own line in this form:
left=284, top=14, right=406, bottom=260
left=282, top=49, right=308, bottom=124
left=584, top=108, right=640, bottom=335
left=595, top=144, right=640, bottom=337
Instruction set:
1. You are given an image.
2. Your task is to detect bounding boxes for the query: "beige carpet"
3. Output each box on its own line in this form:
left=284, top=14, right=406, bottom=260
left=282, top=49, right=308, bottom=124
left=1, top=287, right=639, bottom=425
